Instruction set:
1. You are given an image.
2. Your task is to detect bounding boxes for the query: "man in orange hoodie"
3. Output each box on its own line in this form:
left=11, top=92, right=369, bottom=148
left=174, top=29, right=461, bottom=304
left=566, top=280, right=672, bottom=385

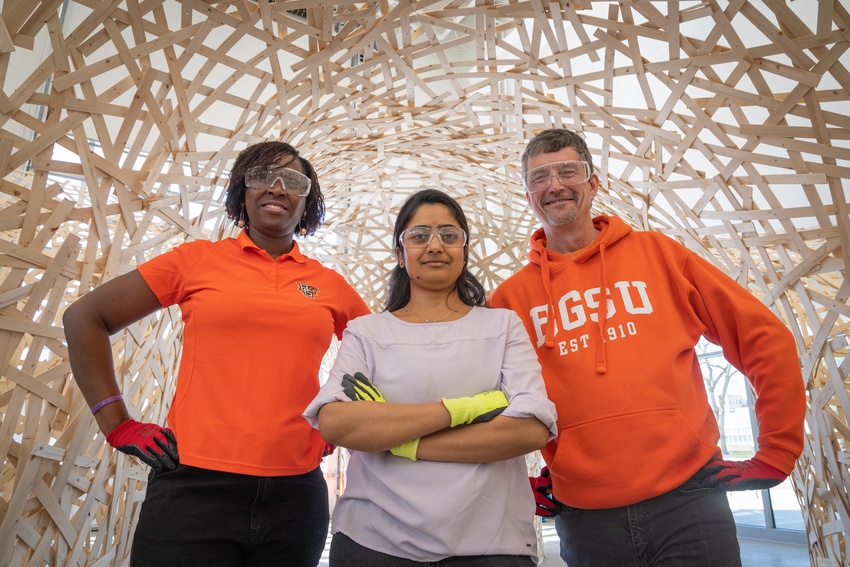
left=489, top=129, right=807, bottom=566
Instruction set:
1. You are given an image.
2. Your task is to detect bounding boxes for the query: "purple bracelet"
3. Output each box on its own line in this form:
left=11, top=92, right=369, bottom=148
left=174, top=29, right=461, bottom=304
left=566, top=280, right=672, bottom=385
left=91, top=394, right=123, bottom=415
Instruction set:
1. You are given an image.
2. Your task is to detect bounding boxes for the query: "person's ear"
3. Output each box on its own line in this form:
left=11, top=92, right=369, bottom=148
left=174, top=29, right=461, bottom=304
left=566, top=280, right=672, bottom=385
left=395, top=246, right=405, bottom=268
left=588, top=172, right=600, bottom=199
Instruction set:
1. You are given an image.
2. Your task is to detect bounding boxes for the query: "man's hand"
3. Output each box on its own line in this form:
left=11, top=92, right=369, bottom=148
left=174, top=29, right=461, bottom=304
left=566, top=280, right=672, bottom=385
left=342, top=372, right=386, bottom=402
left=442, top=390, right=509, bottom=427
left=530, top=466, right=563, bottom=517
left=106, top=419, right=179, bottom=472
left=694, top=457, right=787, bottom=491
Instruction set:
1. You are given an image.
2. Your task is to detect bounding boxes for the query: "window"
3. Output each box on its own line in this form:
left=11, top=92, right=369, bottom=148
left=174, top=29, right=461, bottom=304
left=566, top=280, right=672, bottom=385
left=697, top=339, right=806, bottom=542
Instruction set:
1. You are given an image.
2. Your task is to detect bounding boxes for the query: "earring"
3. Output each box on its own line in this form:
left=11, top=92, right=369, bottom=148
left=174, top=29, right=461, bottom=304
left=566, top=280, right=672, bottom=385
left=299, top=226, right=307, bottom=236
left=237, top=204, right=246, bottom=228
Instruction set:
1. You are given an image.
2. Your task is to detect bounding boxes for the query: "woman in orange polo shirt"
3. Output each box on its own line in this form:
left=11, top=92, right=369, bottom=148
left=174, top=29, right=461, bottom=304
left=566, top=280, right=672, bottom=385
left=63, top=141, right=370, bottom=566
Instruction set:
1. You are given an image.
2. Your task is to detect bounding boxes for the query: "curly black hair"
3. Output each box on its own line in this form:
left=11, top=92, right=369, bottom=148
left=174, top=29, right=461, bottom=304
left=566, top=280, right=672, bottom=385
left=384, top=189, right=486, bottom=312
left=224, top=141, right=326, bottom=236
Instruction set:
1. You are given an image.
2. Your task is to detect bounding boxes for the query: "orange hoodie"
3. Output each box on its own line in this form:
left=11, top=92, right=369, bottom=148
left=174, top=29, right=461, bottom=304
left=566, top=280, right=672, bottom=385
left=489, top=215, right=806, bottom=509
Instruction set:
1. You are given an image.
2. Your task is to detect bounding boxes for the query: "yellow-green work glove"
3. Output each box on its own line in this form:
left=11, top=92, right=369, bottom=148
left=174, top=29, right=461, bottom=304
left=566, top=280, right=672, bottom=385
left=442, top=390, right=509, bottom=428
left=390, top=437, right=420, bottom=461
left=341, top=372, right=419, bottom=460
left=342, top=372, right=386, bottom=402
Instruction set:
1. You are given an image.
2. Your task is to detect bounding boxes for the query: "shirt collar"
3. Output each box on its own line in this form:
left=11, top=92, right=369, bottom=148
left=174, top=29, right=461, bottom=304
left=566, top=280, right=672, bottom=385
left=236, top=228, right=307, bottom=263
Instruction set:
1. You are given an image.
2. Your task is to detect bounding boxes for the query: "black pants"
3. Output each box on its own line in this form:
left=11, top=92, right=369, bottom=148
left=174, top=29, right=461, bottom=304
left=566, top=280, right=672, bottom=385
left=555, top=474, right=742, bottom=567
left=131, top=464, right=329, bottom=566
left=329, top=532, right=536, bottom=567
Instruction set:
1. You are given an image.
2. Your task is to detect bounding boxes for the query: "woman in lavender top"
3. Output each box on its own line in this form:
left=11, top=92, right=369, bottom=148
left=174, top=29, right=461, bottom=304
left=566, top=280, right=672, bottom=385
left=304, top=189, right=557, bottom=566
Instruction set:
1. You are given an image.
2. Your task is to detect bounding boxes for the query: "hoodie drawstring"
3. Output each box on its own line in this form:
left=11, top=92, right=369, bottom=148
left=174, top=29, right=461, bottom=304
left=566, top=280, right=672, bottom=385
left=541, top=251, right=556, bottom=349
left=535, top=226, right=610, bottom=374
left=595, top=242, right=609, bottom=374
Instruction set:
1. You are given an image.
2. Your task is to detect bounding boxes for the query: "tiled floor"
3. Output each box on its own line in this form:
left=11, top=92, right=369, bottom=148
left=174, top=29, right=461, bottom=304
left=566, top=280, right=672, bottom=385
left=733, top=537, right=811, bottom=567
left=318, top=522, right=812, bottom=566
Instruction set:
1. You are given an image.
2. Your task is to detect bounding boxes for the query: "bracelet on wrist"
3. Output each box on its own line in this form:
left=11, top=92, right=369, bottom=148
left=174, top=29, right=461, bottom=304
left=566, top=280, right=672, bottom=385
left=91, top=394, right=123, bottom=415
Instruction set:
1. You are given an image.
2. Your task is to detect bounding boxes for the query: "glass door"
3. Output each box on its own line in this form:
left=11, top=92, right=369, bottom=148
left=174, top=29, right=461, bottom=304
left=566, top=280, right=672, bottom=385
left=697, top=341, right=805, bottom=541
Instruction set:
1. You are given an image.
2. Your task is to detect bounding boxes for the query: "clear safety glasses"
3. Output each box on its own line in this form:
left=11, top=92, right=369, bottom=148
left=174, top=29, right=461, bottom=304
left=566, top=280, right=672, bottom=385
left=524, top=161, right=591, bottom=193
left=245, top=165, right=312, bottom=197
left=399, top=226, right=467, bottom=249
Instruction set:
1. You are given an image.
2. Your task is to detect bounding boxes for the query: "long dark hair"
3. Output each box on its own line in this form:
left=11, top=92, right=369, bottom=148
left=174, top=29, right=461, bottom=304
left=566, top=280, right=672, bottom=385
left=385, top=189, right=486, bottom=312
left=224, top=141, right=326, bottom=236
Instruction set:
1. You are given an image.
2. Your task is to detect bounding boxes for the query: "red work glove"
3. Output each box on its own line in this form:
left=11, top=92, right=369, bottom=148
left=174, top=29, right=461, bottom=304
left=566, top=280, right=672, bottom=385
left=106, top=419, right=179, bottom=472
left=694, top=457, right=787, bottom=491
left=530, top=466, right=563, bottom=517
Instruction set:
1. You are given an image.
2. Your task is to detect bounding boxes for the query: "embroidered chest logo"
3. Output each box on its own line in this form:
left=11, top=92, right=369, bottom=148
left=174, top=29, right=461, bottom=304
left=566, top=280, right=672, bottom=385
left=297, top=282, right=320, bottom=298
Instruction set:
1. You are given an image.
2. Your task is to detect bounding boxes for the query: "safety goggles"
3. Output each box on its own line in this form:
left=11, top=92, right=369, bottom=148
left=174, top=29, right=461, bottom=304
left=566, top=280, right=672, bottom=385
left=524, top=161, right=591, bottom=193
left=244, top=165, right=311, bottom=197
left=399, top=226, right=467, bottom=248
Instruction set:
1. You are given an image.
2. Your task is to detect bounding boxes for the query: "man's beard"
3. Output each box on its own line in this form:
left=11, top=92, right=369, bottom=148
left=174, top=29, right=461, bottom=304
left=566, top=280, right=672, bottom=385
left=535, top=194, right=581, bottom=227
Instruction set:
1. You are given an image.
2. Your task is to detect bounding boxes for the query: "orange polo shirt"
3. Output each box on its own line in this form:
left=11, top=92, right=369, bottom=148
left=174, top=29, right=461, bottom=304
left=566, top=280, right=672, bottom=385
left=138, top=230, right=370, bottom=476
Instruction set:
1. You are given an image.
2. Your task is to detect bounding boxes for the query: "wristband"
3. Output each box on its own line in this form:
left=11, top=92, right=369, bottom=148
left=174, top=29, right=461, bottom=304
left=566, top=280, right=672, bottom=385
left=91, top=394, right=123, bottom=415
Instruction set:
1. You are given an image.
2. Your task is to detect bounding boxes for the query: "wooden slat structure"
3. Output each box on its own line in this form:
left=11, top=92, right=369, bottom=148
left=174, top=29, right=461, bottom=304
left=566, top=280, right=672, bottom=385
left=0, top=1, right=847, bottom=565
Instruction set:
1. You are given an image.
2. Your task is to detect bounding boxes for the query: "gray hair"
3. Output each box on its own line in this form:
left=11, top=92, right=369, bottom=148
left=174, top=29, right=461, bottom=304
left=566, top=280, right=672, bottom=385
left=521, top=129, right=595, bottom=182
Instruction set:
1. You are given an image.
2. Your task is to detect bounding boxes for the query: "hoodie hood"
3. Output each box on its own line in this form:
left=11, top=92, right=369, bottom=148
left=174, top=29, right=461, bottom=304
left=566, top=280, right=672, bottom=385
left=527, top=215, right=633, bottom=373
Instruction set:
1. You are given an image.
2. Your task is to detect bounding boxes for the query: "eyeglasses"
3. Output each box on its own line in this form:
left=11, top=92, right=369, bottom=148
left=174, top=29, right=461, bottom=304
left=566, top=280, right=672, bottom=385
left=525, top=161, right=591, bottom=193
left=245, top=165, right=311, bottom=197
left=399, top=226, right=467, bottom=248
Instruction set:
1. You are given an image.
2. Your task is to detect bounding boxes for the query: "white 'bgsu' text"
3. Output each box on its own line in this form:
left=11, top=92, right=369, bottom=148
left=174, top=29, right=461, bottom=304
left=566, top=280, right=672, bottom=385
left=527, top=281, right=652, bottom=353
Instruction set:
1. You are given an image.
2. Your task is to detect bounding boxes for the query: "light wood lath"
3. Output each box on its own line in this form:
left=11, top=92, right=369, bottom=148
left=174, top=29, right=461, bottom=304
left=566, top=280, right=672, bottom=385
left=0, top=1, right=848, bottom=565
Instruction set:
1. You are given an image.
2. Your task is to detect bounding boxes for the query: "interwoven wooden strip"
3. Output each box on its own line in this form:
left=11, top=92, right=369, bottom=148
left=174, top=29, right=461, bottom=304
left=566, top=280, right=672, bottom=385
left=0, top=1, right=847, bottom=565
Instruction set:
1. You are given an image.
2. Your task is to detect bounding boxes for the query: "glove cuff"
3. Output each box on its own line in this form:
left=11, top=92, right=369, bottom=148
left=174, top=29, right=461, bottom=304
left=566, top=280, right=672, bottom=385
left=441, top=397, right=466, bottom=427
left=105, top=418, right=136, bottom=445
left=441, top=390, right=509, bottom=427
left=390, top=438, right=420, bottom=461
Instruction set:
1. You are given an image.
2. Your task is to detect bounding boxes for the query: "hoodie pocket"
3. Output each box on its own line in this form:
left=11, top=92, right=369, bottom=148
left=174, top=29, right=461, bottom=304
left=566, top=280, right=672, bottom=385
left=553, top=408, right=701, bottom=493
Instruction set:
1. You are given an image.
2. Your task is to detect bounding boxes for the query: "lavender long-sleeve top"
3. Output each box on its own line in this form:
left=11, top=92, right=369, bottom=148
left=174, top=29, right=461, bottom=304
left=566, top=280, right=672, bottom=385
left=304, top=307, right=558, bottom=562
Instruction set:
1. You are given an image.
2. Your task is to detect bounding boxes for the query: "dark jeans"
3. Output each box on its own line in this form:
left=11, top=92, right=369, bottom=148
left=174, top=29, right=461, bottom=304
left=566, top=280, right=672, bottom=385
left=555, top=475, right=742, bottom=567
left=329, top=532, right=536, bottom=567
left=131, top=464, right=329, bottom=566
